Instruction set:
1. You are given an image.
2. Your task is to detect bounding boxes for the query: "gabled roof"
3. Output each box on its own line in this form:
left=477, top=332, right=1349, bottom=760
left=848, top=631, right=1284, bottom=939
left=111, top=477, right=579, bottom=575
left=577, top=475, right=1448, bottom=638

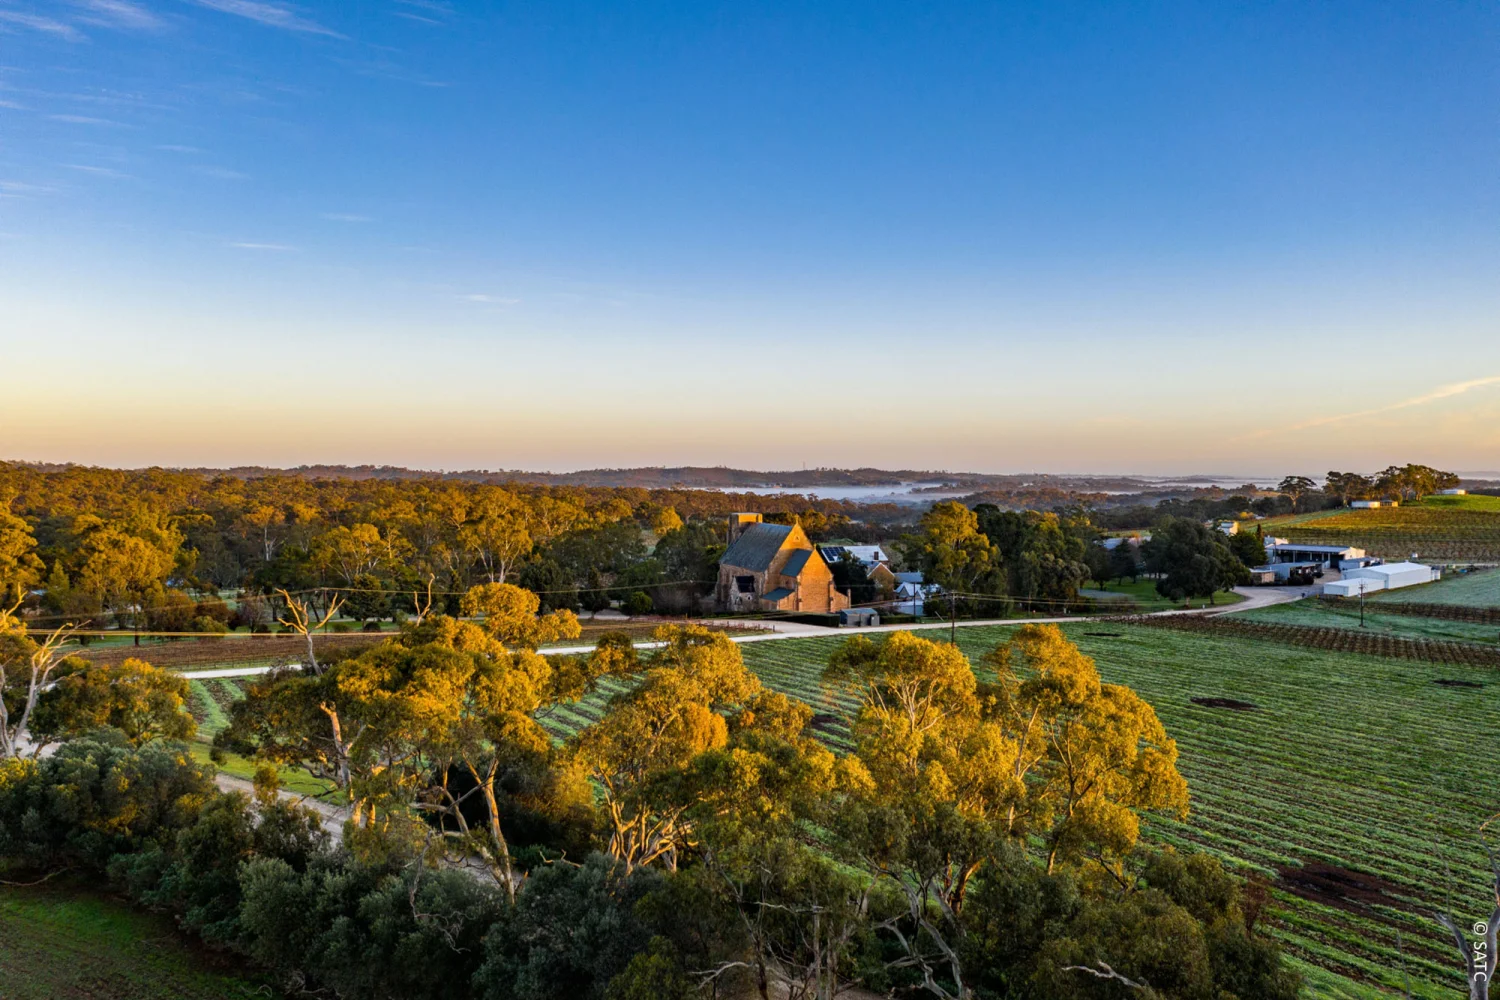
left=721, top=523, right=794, bottom=572
left=1349, top=561, right=1431, bottom=576
left=894, top=571, right=925, bottom=584
left=780, top=549, right=813, bottom=578
left=762, top=587, right=794, bottom=602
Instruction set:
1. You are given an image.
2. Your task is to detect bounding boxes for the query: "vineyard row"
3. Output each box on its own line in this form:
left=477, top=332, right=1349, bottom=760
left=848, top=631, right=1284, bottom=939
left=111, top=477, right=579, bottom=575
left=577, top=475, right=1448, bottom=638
left=1321, top=596, right=1500, bottom=625
left=1125, top=615, right=1500, bottom=667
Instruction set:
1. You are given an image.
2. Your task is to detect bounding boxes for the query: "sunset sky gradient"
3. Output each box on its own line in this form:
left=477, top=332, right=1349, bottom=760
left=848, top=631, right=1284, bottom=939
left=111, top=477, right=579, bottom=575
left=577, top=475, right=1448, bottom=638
left=2, top=1, right=1497, bottom=474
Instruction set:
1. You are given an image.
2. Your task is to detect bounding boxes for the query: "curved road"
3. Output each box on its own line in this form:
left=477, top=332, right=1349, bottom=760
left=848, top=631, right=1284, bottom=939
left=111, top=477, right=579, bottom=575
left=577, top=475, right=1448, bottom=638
left=180, top=585, right=1305, bottom=681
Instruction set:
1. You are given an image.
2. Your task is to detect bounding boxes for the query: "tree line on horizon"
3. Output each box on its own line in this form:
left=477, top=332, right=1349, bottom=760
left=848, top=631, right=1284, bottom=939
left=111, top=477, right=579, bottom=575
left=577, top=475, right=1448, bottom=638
left=0, top=463, right=914, bottom=632
left=0, top=461, right=1466, bottom=638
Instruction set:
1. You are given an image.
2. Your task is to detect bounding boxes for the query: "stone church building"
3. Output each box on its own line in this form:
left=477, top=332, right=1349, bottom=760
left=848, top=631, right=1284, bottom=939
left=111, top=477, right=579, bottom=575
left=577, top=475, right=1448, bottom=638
left=715, top=513, right=851, bottom=614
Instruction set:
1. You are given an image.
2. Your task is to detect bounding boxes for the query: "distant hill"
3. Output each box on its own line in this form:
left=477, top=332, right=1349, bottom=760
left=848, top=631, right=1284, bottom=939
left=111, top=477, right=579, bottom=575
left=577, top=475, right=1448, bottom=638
left=7, top=461, right=1266, bottom=493
left=5, top=460, right=1282, bottom=496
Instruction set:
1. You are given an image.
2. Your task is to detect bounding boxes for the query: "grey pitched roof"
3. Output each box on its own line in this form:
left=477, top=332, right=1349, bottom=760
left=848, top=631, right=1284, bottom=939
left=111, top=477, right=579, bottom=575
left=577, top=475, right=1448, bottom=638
left=819, top=545, right=849, bottom=563
left=780, top=549, right=812, bottom=578
left=762, top=587, right=794, bottom=602
left=894, top=571, right=925, bottom=584
left=720, top=523, right=794, bottom=572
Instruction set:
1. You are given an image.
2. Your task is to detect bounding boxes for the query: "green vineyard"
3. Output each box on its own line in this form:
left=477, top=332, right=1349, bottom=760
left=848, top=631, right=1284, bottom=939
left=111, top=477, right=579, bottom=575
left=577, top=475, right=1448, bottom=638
left=1280, top=496, right=1500, bottom=561
left=737, top=625, right=1498, bottom=999
left=188, top=623, right=1499, bottom=998
left=1130, top=611, right=1500, bottom=666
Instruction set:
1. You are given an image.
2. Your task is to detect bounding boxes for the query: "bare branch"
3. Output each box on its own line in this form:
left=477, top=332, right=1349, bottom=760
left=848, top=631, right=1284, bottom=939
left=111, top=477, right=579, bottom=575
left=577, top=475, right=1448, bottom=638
left=0, top=866, right=72, bottom=887
left=412, top=574, right=435, bottom=625
left=1, top=610, right=80, bottom=759
left=1063, top=961, right=1147, bottom=990
left=276, top=588, right=344, bottom=675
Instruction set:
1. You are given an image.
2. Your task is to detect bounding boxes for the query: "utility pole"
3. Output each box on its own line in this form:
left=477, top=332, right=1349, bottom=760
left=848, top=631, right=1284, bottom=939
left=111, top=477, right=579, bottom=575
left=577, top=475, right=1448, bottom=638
left=1359, top=582, right=1365, bottom=627
left=949, top=591, right=957, bottom=646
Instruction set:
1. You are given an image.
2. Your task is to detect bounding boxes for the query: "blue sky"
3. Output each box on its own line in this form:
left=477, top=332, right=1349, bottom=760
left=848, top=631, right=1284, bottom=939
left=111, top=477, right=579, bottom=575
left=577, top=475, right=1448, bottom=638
left=2, top=1, right=1497, bottom=474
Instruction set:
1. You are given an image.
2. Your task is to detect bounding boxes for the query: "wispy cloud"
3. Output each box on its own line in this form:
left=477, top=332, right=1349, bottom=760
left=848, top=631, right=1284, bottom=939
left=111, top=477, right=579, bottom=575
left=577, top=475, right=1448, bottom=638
left=392, top=0, right=452, bottom=25
left=156, top=143, right=202, bottom=153
left=0, top=10, right=85, bottom=40
left=0, top=98, right=23, bottom=109
left=49, top=113, right=126, bottom=125
left=1236, top=375, right=1500, bottom=441
left=335, top=56, right=448, bottom=87
left=227, top=241, right=296, bottom=250
left=321, top=212, right=371, bottom=222
left=187, top=0, right=343, bottom=37
left=461, top=293, right=519, bottom=305
left=67, top=163, right=129, bottom=177
left=193, top=165, right=247, bottom=179
left=72, top=0, right=162, bottom=30
left=0, top=180, right=55, bottom=194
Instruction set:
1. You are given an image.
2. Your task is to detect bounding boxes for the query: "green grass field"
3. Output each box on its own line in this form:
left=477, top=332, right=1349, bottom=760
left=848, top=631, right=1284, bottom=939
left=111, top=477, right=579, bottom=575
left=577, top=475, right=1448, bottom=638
left=1277, top=495, right=1500, bottom=561
left=1241, top=597, right=1500, bottom=643
left=1082, top=577, right=1245, bottom=610
left=1371, top=567, right=1500, bottom=607
left=0, top=880, right=277, bottom=999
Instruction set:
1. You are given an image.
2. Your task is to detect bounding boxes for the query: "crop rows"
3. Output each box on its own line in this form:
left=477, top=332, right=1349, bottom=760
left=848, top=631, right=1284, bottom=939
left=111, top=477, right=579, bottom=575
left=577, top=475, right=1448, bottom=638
left=76, top=634, right=380, bottom=671
left=1373, top=567, right=1500, bottom=608
left=71, top=621, right=761, bottom=673
left=1128, top=613, right=1500, bottom=667
left=1240, top=599, right=1500, bottom=645
left=1324, top=596, right=1500, bottom=624
left=1280, top=507, right=1500, bottom=560
left=729, top=625, right=1498, bottom=998
left=186, top=623, right=1500, bottom=996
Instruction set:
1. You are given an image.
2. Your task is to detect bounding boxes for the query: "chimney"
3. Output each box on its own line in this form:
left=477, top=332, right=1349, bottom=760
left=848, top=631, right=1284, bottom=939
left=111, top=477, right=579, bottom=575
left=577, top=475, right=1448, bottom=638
left=727, top=512, right=762, bottom=544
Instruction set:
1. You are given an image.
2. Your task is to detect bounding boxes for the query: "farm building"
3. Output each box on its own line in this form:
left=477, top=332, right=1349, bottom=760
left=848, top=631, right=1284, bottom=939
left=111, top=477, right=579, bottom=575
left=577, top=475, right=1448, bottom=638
left=1266, top=542, right=1365, bottom=569
left=837, top=607, right=880, bottom=627
left=1322, top=577, right=1381, bottom=597
left=818, top=544, right=898, bottom=594
left=1264, top=562, right=1324, bottom=584
left=1437, top=489, right=1467, bottom=496
left=1350, top=499, right=1397, bottom=508
left=716, top=514, right=851, bottom=614
left=1322, top=561, right=1440, bottom=596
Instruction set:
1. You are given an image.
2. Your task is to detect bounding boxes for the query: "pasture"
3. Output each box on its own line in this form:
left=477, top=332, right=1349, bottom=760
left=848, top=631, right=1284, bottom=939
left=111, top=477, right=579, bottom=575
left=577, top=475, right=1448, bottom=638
left=0, top=880, right=277, bottom=1000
